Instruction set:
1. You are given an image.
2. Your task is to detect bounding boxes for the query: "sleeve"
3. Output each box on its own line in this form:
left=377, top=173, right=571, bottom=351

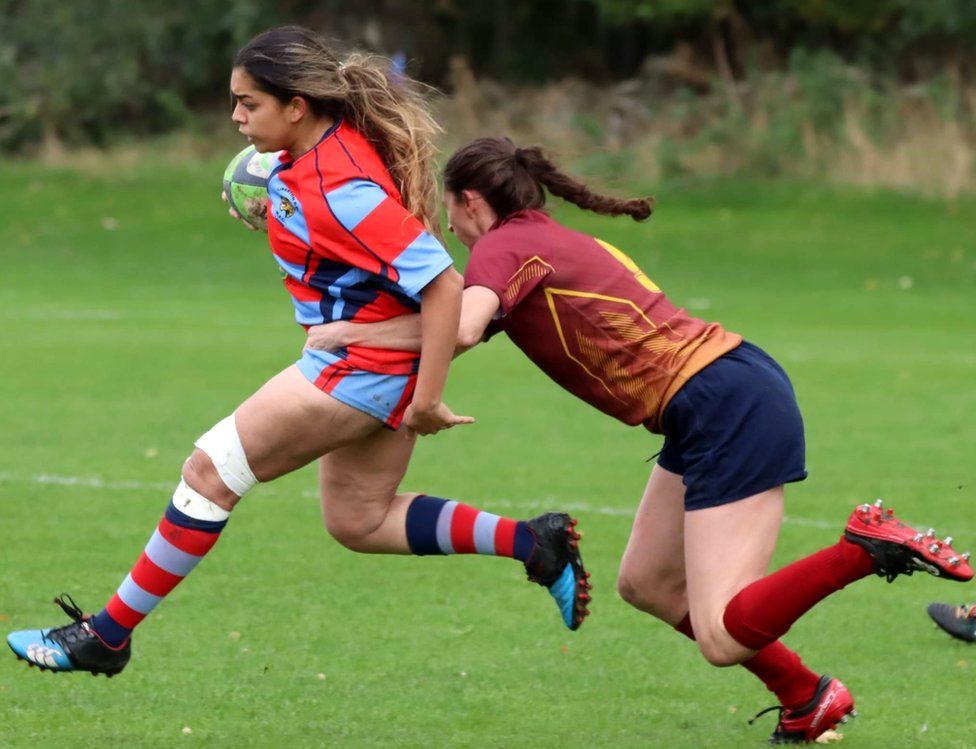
left=481, top=317, right=506, bottom=342
left=315, top=178, right=453, bottom=298
left=463, top=230, right=553, bottom=316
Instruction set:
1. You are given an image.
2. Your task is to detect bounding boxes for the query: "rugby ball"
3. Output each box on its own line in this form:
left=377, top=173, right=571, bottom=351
left=222, top=146, right=282, bottom=231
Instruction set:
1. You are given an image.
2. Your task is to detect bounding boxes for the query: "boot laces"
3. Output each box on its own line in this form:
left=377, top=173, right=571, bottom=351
left=42, top=593, right=89, bottom=646
left=748, top=704, right=785, bottom=727
left=54, top=593, right=85, bottom=622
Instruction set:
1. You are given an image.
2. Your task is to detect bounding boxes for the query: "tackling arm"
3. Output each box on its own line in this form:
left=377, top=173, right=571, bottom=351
left=305, top=285, right=502, bottom=356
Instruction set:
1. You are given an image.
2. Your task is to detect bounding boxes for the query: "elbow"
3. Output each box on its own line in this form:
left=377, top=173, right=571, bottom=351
left=456, top=315, right=488, bottom=349
left=456, top=326, right=482, bottom=350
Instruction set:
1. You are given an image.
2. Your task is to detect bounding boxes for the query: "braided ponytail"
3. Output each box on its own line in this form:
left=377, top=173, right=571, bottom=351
left=444, top=137, right=653, bottom=222
left=515, top=147, right=653, bottom=221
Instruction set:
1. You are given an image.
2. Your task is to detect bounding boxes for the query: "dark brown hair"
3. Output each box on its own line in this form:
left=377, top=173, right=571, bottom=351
left=443, top=137, right=653, bottom=222
left=235, top=26, right=442, bottom=233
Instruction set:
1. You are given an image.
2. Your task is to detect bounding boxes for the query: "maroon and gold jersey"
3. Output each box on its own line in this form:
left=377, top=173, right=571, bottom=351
left=463, top=210, right=741, bottom=433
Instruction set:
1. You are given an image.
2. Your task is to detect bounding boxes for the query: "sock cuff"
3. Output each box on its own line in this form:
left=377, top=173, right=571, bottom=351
left=169, top=480, right=230, bottom=531
left=723, top=595, right=780, bottom=651
left=512, top=522, right=535, bottom=563
left=405, top=495, right=449, bottom=555
left=673, top=613, right=696, bottom=641
left=90, top=610, right=132, bottom=648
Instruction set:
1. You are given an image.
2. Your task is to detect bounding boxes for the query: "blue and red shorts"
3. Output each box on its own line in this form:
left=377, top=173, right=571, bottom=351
left=658, top=340, right=808, bottom=511
left=297, top=348, right=416, bottom=429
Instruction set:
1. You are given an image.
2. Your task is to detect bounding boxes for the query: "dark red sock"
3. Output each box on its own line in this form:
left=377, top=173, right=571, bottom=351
left=743, top=643, right=822, bottom=709
left=674, top=615, right=820, bottom=709
left=723, top=537, right=874, bottom=651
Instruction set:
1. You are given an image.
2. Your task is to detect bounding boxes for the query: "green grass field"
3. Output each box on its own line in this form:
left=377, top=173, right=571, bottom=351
left=1, top=159, right=975, bottom=748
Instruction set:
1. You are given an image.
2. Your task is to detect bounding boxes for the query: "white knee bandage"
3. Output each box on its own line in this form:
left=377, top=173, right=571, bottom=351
left=172, top=479, right=231, bottom=522
left=194, top=413, right=259, bottom=497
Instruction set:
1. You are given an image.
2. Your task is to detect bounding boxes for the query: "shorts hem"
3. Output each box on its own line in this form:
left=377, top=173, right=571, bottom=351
left=296, top=360, right=400, bottom=429
left=684, top=470, right=808, bottom=512
left=655, top=452, right=681, bottom=474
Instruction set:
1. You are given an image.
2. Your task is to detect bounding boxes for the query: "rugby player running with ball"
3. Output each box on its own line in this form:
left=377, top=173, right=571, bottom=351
left=6, top=31, right=590, bottom=679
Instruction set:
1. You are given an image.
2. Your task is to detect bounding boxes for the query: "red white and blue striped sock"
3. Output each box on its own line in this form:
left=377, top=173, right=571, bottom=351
left=405, top=495, right=535, bottom=560
left=91, top=494, right=229, bottom=647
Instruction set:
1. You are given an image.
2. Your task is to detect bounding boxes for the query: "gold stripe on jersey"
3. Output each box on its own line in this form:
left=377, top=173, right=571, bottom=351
left=594, top=239, right=661, bottom=293
left=544, top=286, right=718, bottom=419
left=504, top=256, right=555, bottom=305
left=544, top=288, right=677, bottom=401
left=544, top=288, right=630, bottom=404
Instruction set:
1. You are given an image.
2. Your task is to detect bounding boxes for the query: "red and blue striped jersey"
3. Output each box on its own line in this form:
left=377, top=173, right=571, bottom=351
left=266, top=119, right=453, bottom=375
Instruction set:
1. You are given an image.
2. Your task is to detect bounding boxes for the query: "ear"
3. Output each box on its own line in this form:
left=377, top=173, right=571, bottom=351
left=287, top=96, right=308, bottom=124
left=461, top=189, right=481, bottom=215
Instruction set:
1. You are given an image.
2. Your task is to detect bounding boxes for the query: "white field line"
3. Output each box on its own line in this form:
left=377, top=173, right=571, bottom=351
left=1, top=309, right=125, bottom=321
left=3, top=472, right=968, bottom=540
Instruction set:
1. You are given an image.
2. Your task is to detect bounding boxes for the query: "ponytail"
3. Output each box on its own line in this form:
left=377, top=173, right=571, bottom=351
left=515, top=147, right=653, bottom=221
left=444, top=137, right=653, bottom=222
left=337, top=54, right=443, bottom=234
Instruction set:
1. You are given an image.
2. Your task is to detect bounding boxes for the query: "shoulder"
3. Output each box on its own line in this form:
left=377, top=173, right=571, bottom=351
left=329, top=122, right=400, bottom=197
left=473, top=210, right=552, bottom=254
left=285, top=136, right=399, bottom=230
left=465, top=212, right=558, bottom=291
left=321, top=178, right=391, bottom=231
left=280, top=121, right=393, bottom=194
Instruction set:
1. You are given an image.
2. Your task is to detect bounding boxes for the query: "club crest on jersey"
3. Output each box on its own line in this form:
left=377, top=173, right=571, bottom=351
left=273, top=186, right=299, bottom=222
left=278, top=197, right=296, bottom=219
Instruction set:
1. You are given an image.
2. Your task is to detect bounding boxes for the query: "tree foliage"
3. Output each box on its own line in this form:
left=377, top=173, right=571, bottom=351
left=1, top=0, right=973, bottom=151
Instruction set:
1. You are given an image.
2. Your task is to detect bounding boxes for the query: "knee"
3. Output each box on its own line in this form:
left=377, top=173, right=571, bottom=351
left=616, top=571, right=651, bottom=609
left=320, top=487, right=385, bottom=552
left=323, top=514, right=379, bottom=552
left=181, top=450, right=238, bottom=506
left=616, top=569, right=686, bottom=621
left=697, top=643, right=741, bottom=668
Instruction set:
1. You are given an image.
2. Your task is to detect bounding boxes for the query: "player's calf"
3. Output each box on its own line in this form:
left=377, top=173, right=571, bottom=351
left=7, top=414, right=254, bottom=674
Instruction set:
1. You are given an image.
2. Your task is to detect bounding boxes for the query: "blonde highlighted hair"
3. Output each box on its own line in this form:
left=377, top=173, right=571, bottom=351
left=235, top=26, right=442, bottom=234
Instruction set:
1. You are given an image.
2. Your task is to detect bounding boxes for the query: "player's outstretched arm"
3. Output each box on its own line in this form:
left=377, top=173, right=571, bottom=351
left=404, top=267, right=474, bottom=435
left=305, top=285, right=501, bottom=356
left=454, top=285, right=500, bottom=352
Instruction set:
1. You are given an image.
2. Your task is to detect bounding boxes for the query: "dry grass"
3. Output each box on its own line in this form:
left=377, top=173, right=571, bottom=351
left=436, top=57, right=976, bottom=199
left=836, top=103, right=973, bottom=197
left=18, top=55, right=976, bottom=199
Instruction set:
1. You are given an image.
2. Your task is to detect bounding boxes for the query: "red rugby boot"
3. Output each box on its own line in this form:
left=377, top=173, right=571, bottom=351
left=843, top=500, right=974, bottom=583
left=750, top=675, right=856, bottom=744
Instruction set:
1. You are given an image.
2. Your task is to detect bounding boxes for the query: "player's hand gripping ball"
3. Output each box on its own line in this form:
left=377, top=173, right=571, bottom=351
left=222, top=146, right=282, bottom=231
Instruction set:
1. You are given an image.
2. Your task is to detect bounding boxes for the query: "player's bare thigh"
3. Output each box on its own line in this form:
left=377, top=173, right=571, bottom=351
left=683, top=486, right=784, bottom=666
left=617, top=463, right=688, bottom=625
left=184, top=365, right=384, bottom=506
left=318, top=425, right=418, bottom=552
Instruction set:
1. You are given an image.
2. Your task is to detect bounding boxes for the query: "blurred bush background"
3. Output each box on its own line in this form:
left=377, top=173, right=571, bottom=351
left=2, top=0, right=974, bottom=195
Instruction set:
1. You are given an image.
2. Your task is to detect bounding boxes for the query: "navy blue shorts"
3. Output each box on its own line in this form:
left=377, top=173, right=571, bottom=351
left=657, top=341, right=807, bottom=511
